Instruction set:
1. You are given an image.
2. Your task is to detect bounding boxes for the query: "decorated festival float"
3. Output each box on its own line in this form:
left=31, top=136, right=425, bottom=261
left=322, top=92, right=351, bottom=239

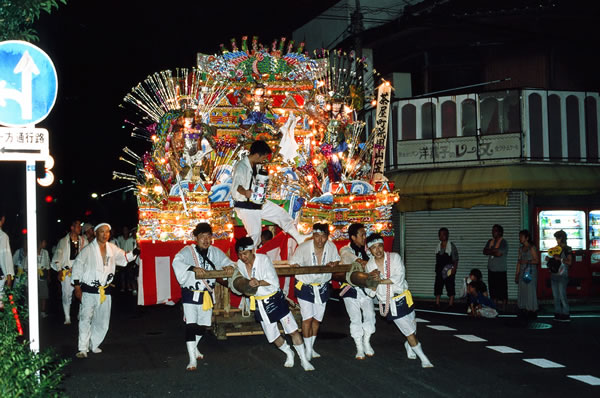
left=116, top=36, right=399, bottom=336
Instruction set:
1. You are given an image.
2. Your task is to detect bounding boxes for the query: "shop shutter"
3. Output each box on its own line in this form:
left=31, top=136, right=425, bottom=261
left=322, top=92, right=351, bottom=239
left=402, top=192, right=523, bottom=299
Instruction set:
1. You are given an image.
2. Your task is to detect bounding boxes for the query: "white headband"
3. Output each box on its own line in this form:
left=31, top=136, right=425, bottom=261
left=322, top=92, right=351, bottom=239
left=237, top=244, right=254, bottom=252
left=94, top=223, right=111, bottom=232
left=367, top=238, right=384, bottom=248
left=312, top=229, right=327, bottom=235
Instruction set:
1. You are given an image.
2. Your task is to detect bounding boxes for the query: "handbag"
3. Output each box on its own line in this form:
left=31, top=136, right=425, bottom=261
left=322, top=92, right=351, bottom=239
left=522, top=263, right=532, bottom=284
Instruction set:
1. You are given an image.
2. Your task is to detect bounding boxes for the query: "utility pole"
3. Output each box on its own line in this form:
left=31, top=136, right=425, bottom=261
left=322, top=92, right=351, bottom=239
left=350, top=0, right=364, bottom=61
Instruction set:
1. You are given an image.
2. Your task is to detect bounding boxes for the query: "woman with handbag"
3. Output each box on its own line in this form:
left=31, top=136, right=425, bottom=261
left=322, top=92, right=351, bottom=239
left=515, top=230, right=539, bottom=319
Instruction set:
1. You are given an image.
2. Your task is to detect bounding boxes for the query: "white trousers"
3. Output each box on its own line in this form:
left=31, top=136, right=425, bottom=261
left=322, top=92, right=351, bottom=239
left=235, top=201, right=298, bottom=247
left=182, top=303, right=212, bottom=326
left=393, top=311, right=417, bottom=337
left=343, top=289, right=376, bottom=339
left=78, top=293, right=112, bottom=352
left=61, top=274, right=74, bottom=319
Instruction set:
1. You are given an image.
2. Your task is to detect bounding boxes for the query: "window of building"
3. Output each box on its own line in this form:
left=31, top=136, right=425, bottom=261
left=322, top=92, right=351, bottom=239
left=480, top=97, right=500, bottom=135
left=548, top=94, right=562, bottom=159
left=528, top=93, right=544, bottom=160
left=566, top=95, right=581, bottom=161
left=585, top=96, right=598, bottom=162
left=461, top=99, right=477, bottom=136
left=441, top=100, right=457, bottom=138
left=422, top=102, right=436, bottom=139
left=401, top=104, right=416, bottom=140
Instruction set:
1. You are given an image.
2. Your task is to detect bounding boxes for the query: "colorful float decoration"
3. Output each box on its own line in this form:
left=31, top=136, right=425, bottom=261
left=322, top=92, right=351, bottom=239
left=117, top=37, right=398, bottom=307
left=117, top=36, right=399, bottom=245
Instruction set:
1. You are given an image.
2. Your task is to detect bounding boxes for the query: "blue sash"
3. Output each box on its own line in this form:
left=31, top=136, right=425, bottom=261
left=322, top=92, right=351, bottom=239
left=254, top=290, right=290, bottom=323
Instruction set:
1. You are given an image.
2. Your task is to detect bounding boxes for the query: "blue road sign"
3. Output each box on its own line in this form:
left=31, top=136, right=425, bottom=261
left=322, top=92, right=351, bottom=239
left=0, top=41, right=58, bottom=127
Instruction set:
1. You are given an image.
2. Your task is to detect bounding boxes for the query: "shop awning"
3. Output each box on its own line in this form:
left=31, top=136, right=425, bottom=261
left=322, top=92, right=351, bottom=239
left=388, top=164, right=600, bottom=212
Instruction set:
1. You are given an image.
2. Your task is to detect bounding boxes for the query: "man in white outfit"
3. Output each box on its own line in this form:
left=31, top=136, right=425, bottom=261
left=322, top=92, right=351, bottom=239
left=338, top=223, right=376, bottom=359
left=171, top=223, right=234, bottom=371
left=0, top=214, right=15, bottom=309
left=290, top=223, right=340, bottom=360
left=233, top=236, right=314, bottom=371
left=365, top=233, right=433, bottom=368
left=52, top=220, right=87, bottom=324
left=72, top=223, right=137, bottom=358
left=231, top=140, right=306, bottom=248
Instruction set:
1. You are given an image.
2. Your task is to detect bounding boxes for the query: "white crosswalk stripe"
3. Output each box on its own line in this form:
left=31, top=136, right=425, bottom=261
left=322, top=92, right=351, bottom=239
left=567, top=375, right=600, bottom=386
left=426, top=325, right=457, bottom=331
left=455, top=334, right=487, bottom=342
left=486, top=346, right=522, bottom=354
left=523, top=358, right=565, bottom=368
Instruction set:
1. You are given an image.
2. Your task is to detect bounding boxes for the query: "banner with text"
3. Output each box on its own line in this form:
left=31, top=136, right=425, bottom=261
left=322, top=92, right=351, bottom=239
left=370, top=83, right=392, bottom=180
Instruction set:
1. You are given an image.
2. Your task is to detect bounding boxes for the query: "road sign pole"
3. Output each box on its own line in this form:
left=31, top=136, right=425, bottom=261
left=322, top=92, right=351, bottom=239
left=26, top=159, right=40, bottom=353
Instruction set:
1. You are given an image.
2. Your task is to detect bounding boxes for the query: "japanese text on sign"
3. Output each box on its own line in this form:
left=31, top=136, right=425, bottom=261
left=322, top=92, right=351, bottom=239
left=0, top=127, right=49, bottom=161
left=370, top=84, right=392, bottom=180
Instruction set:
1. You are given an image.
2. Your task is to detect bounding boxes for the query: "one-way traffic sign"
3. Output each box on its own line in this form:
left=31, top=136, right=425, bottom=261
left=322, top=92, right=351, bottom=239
left=0, top=41, right=58, bottom=127
left=0, top=127, right=49, bottom=161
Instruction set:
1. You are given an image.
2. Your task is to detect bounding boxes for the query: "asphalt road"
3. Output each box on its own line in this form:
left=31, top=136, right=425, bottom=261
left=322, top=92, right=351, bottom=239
left=40, top=293, right=600, bottom=397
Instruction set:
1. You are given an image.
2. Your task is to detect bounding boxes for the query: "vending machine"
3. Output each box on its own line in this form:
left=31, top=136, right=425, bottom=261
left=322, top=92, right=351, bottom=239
left=590, top=210, right=600, bottom=295
left=537, top=209, right=589, bottom=298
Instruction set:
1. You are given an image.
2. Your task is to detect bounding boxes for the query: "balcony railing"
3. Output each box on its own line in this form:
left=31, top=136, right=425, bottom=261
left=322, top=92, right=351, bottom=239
left=364, top=89, right=600, bottom=170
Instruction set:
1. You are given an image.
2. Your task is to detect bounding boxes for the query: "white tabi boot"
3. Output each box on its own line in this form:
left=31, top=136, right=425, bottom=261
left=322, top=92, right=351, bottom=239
left=404, top=341, right=416, bottom=359
left=411, top=342, right=434, bottom=368
left=195, top=335, right=204, bottom=360
left=186, top=341, right=198, bottom=371
left=363, top=334, right=374, bottom=357
left=294, top=344, right=315, bottom=371
left=309, top=336, right=321, bottom=358
left=354, top=337, right=366, bottom=360
left=63, top=303, right=71, bottom=325
left=75, top=351, right=87, bottom=359
left=304, top=336, right=313, bottom=360
left=277, top=342, right=295, bottom=368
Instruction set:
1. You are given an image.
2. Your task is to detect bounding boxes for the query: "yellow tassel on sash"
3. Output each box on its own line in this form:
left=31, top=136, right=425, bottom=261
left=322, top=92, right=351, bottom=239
left=38, top=269, right=44, bottom=277
left=392, top=290, right=413, bottom=307
left=202, top=290, right=213, bottom=311
left=99, top=286, right=107, bottom=304
left=250, top=291, right=277, bottom=311
left=58, top=269, right=72, bottom=282
left=295, top=281, right=321, bottom=290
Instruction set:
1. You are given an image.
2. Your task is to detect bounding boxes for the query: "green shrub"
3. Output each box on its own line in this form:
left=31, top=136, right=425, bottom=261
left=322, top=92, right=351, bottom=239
left=0, top=283, right=69, bottom=398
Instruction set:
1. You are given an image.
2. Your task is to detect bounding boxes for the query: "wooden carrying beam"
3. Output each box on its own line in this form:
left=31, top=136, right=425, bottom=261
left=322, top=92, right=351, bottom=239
left=199, top=264, right=352, bottom=279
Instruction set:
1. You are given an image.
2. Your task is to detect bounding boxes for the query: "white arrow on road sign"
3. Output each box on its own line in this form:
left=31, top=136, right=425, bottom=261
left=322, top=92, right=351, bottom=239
left=0, top=51, right=40, bottom=120
left=0, top=41, right=57, bottom=127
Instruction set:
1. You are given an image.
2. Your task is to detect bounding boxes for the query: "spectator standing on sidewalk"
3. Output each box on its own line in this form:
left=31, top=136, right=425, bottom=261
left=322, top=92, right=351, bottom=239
left=546, top=230, right=572, bottom=322
left=434, top=227, right=458, bottom=309
left=483, top=224, right=508, bottom=311
left=515, top=230, right=539, bottom=319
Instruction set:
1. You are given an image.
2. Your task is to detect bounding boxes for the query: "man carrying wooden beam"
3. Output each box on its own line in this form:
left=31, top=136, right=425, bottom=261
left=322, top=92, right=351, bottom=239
left=338, top=223, right=376, bottom=360
left=289, top=223, right=340, bottom=360
left=171, top=222, right=234, bottom=371
left=232, top=236, right=314, bottom=371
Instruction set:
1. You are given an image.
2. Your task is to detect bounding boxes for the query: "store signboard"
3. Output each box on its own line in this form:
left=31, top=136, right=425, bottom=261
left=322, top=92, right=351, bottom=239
left=396, top=132, right=521, bottom=167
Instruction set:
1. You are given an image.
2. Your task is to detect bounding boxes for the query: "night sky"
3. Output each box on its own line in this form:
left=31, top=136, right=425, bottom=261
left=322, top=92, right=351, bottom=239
left=0, top=0, right=337, bottom=245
